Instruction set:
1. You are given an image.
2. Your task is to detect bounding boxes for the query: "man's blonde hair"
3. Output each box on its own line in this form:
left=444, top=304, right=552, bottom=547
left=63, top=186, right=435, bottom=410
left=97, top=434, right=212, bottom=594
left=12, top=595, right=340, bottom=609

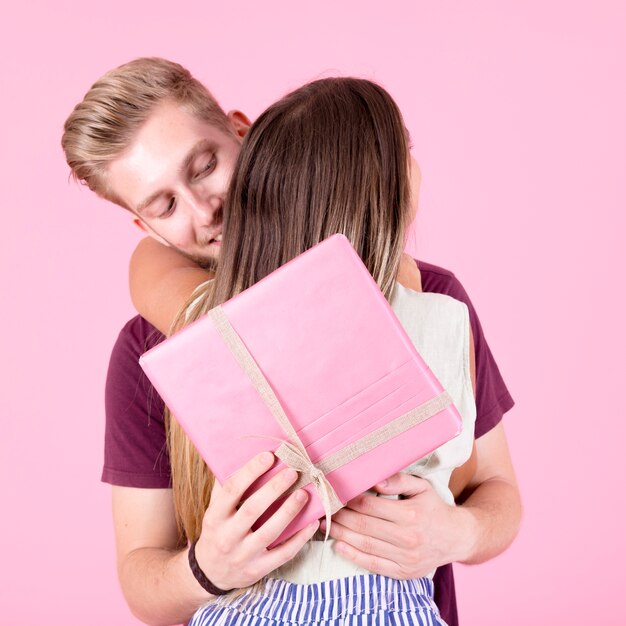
left=61, top=57, right=232, bottom=206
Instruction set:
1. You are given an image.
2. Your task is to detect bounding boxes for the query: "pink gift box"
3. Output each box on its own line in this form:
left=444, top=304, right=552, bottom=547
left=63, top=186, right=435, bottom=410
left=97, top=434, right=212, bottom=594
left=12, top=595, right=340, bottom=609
left=139, top=234, right=462, bottom=546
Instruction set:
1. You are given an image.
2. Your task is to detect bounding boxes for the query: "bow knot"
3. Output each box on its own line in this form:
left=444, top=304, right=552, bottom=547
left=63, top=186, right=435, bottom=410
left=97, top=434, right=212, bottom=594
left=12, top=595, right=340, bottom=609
left=274, top=441, right=343, bottom=540
left=310, top=467, right=325, bottom=485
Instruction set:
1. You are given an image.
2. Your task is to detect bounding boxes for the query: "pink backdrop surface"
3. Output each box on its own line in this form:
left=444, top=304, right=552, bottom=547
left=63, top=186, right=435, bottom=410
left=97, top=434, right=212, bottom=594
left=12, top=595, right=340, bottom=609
left=1, top=1, right=624, bottom=624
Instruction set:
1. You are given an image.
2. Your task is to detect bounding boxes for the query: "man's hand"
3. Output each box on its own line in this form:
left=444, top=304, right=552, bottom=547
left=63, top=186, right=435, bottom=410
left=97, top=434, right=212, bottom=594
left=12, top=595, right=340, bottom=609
left=320, top=473, right=470, bottom=579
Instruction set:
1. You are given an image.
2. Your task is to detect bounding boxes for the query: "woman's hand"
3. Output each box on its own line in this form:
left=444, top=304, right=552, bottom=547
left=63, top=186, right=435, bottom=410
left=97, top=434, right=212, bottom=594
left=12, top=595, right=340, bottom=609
left=319, top=422, right=521, bottom=577
left=193, top=452, right=319, bottom=591
left=319, top=473, right=470, bottom=579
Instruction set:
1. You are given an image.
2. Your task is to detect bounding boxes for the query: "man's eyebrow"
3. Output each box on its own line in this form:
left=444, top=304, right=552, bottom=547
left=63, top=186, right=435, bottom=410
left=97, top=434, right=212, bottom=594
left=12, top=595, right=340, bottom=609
left=179, top=138, right=215, bottom=174
left=135, top=139, right=215, bottom=214
left=136, top=190, right=166, bottom=215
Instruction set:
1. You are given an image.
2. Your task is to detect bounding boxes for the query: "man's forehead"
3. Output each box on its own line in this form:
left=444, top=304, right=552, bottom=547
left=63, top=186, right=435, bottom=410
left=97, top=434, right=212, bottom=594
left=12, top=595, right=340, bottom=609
left=129, top=103, right=231, bottom=161
left=106, top=104, right=235, bottom=210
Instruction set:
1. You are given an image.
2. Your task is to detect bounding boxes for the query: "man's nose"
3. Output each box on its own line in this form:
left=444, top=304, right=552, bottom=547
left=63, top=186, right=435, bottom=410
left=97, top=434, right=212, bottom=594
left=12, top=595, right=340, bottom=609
left=188, top=192, right=222, bottom=227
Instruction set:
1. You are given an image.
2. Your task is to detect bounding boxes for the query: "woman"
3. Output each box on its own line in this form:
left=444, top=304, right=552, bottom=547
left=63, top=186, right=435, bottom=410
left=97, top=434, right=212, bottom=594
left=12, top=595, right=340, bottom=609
left=131, top=77, right=476, bottom=626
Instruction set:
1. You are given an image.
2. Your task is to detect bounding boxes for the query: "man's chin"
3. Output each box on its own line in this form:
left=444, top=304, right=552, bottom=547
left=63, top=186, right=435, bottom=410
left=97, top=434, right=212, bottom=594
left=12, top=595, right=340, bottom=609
left=175, top=245, right=220, bottom=272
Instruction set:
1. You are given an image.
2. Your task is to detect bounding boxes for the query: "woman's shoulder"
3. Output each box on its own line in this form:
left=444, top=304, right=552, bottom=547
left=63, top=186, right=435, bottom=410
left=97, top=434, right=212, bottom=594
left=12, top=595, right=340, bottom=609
left=391, top=282, right=469, bottom=321
left=390, top=282, right=470, bottom=357
left=391, top=283, right=472, bottom=406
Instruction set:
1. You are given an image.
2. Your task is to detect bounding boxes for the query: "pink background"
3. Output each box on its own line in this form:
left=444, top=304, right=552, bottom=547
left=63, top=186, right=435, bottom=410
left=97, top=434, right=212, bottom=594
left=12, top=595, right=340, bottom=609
left=1, top=1, right=624, bottom=624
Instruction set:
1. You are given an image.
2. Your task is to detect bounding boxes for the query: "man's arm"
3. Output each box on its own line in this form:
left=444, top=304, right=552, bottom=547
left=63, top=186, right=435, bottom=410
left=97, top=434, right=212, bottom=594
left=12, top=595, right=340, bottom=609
left=319, top=421, right=520, bottom=577
left=113, top=487, right=209, bottom=626
left=105, top=318, right=320, bottom=625
left=454, top=420, right=521, bottom=563
left=113, top=455, right=320, bottom=626
left=106, top=316, right=211, bottom=626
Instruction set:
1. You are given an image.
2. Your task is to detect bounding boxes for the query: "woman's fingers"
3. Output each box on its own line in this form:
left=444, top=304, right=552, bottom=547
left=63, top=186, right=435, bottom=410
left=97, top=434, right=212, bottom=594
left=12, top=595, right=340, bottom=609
left=201, top=454, right=324, bottom=588
left=324, top=506, right=403, bottom=544
left=258, top=519, right=321, bottom=574
left=235, top=467, right=301, bottom=531
left=209, top=451, right=275, bottom=518
left=332, top=534, right=402, bottom=578
left=323, top=517, right=398, bottom=560
left=209, top=455, right=311, bottom=547
left=248, top=487, right=311, bottom=548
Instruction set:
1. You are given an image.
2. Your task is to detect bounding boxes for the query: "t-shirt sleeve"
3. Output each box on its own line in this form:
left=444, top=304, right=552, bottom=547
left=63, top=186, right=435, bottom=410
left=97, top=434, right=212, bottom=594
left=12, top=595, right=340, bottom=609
left=419, top=262, right=514, bottom=438
left=102, top=316, right=171, bottom=488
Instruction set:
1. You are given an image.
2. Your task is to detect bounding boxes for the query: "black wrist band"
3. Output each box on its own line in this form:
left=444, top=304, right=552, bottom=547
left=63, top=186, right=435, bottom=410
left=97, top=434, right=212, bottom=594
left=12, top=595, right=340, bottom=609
left=188, top=539, right=233, bottom=596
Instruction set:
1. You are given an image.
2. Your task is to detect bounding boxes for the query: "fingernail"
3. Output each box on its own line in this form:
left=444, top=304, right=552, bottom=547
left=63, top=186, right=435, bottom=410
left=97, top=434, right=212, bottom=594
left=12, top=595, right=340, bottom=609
left=283, top=468, right=298, bottom=482
left=377, top=480, right=388, bottom=488
left=294, top=490, right=308, bottom=503
left=259, top=452, right=273, bottom=465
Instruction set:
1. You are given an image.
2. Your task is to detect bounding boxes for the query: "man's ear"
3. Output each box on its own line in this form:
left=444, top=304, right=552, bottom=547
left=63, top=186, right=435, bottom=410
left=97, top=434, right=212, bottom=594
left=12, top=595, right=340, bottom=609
left=227, top=110, right=252, bottom=139
left=132, top=217, right=171, bottom=247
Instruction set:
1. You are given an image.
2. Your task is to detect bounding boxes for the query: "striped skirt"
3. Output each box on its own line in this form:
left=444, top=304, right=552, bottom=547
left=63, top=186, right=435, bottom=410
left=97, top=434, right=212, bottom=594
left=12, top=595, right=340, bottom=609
left=188, top=575, right=447, bottom=626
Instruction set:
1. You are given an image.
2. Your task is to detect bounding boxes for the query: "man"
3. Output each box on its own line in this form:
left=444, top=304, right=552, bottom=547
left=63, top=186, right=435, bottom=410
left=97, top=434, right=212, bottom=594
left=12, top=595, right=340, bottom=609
left=63, top=57, right=520, bottom=625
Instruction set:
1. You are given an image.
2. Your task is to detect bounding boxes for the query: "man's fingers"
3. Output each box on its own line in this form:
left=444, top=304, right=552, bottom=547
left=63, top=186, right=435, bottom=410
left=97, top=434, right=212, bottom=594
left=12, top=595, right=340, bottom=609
left=371, top=472, right=431, bottom=498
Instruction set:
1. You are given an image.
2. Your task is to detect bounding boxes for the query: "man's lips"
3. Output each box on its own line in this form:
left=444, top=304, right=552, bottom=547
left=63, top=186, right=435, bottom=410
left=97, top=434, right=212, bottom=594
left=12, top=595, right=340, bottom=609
left=205, top=233, right=223, bottom=246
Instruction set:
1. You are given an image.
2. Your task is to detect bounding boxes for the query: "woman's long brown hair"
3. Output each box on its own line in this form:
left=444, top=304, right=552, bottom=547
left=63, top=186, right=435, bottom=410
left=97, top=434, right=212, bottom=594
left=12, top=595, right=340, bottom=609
left=168, top=77, right=413, bottom=544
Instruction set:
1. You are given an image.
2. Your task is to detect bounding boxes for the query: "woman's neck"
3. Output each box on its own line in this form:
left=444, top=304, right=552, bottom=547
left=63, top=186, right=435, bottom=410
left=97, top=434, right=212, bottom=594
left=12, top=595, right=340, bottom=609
left=396, top=253, right=422, bottom=292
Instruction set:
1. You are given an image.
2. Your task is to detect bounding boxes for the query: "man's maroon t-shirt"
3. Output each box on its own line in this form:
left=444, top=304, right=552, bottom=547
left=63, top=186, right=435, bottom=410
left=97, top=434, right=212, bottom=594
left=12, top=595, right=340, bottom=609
left=102, top=260, right=514, bottom=625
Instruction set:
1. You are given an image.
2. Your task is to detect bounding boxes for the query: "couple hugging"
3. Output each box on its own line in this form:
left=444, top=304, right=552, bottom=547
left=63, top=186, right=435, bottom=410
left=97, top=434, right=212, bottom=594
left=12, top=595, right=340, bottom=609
left=62, top=57, right=520, bottom=626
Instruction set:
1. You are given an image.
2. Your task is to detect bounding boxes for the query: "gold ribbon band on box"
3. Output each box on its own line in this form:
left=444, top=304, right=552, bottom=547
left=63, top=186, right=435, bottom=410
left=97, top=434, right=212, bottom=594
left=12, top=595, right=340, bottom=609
left=209, top=306, right=452, bottom=539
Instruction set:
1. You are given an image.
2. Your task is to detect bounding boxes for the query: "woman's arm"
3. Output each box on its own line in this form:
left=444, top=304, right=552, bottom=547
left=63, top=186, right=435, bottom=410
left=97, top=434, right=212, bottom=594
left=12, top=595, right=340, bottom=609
left=132, top=247, right=423, bottom=335
left=129, top=238, right=213, bottom=334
